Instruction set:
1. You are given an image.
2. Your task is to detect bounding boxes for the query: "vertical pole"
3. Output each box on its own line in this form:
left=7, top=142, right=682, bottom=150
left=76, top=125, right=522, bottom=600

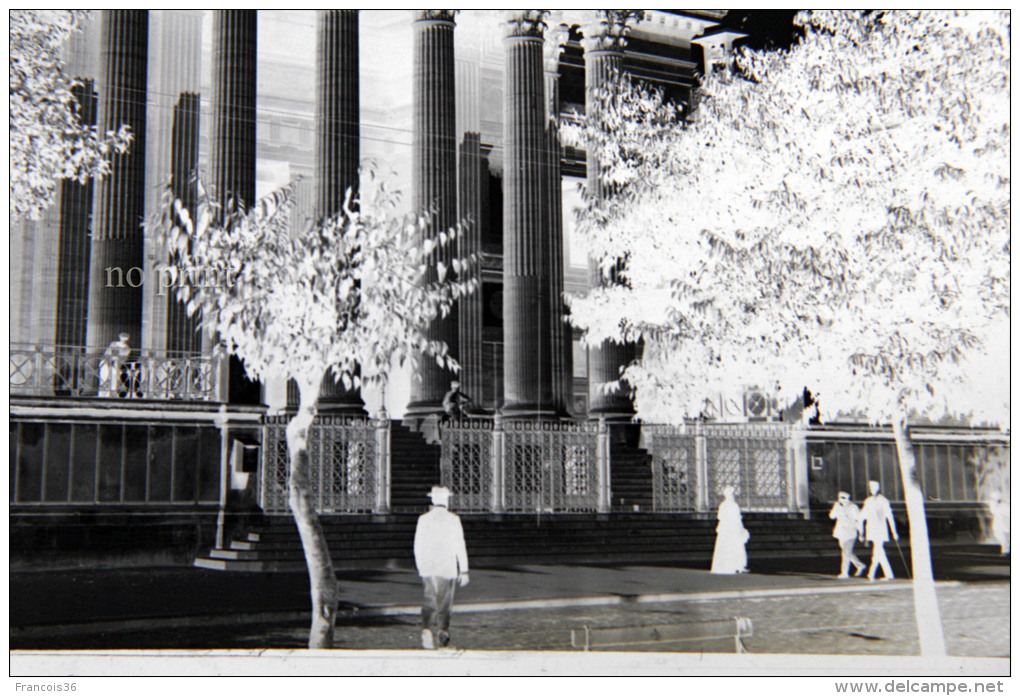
left=374, top=414, right=391, bottom=514
left=215, top=405, right=229, bottom=549
left=789, top=423, right=809, bottom=518
left=492, top=413, right=505, bottom=513
left=215, top=351, right=229, bottom=403
left=696, top=421, right=709, bottom=512
left=597, top=417, right=611, bottom=513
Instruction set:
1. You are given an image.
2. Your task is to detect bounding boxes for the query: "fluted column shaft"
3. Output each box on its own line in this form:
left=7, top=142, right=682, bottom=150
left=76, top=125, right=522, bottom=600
left=544, top=53, right=572, bottom=415
left=502, top=15, right=555, bottom=416
left=212, top=10, right=259, bottom=404
left=585, top=41, right=636, bottom=418
left=85, top=10, right=148, bottom=352
left=314, top=9, right=365, bottom=413
left=211, top=11, right=257, bottom=211
left=407, top=11, right=458, bottom=416
left=57, top=81, right=97, bottom=349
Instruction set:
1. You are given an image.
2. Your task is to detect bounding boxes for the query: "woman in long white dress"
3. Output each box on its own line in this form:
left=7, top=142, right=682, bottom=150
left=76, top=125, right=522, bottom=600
left=711, top=485, right=749, bottom=574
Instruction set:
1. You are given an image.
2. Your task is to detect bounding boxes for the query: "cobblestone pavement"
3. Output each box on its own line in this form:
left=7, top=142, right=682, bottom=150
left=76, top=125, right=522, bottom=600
left=22, top=582, right=1007, bottom=657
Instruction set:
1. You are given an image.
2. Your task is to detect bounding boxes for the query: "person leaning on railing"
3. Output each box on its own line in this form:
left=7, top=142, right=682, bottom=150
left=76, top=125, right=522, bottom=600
left=99, top=333, right=131, bottom=397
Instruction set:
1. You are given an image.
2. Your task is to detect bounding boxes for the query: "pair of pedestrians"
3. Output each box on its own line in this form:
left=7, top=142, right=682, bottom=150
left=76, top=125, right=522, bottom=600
left=829, top=480, right=899, bottom=581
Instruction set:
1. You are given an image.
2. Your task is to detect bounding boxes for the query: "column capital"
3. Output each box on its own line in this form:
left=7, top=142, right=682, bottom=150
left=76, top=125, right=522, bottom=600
left=543, top=20, right=569, bottom=74
left=581, top=9, right=644, bottom=54
left=504, top=10, right=547, bottom=39
left=415, top=10, right=456, bottom=24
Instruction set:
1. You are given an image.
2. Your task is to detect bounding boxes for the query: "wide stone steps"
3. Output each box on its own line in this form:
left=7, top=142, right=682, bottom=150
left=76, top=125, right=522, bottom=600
left=194, top=513, right=839, bottom=572
left=610, top=442, right=654, bottom=512
left=389, top=422, right=441, bottom=514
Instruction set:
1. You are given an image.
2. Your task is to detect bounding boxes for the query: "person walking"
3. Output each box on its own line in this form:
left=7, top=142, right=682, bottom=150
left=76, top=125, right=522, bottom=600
left=858, top=480, right=898, bottom=581
left=710, top=485, right=750, bottom=574
left=829, top=491, right=866, bottom=578
left=414, top=485, right=470, bottom=649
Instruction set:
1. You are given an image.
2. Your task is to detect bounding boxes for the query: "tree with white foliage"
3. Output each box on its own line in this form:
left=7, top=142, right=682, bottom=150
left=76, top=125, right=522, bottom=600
left=565, top=10, right=1009, bottom=656
left=152, top=171, right=477, bottom=648
left=10, top=10, right=132, bottom=220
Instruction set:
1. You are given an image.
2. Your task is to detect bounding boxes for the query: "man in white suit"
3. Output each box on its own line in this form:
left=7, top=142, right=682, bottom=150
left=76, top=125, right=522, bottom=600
left=858, top=480, right=899, bottom=581
left=414, top=485, right=470, bottom=649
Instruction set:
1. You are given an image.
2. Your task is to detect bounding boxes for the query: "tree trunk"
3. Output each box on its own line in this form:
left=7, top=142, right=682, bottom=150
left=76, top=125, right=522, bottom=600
left=891, top=411, right=947, bottom=657
left=287, top=378, right=341, bottom=648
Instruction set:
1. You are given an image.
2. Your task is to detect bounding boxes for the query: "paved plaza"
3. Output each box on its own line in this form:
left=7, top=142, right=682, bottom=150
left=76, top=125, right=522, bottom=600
left=10, top=547, right=1010, bottom=658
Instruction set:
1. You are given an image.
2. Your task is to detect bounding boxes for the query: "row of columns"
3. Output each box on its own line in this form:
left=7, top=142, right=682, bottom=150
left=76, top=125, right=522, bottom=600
left=409, top=10, right=636, bottom=420
left=77, top=9, right=635, bottom=420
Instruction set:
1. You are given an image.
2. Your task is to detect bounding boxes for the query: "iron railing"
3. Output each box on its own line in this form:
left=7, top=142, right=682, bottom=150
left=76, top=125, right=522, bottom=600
left=9, top=344, right=218, bottom=401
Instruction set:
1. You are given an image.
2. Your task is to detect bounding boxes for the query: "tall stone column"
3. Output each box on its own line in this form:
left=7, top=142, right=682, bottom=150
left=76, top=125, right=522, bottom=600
left=166, top=92, right=201, bottom=355
left=211, top=11, right=256, bottom=211
left=406, top=10, right=458, bottom=417
left=501, top=11, right=556, bottom=417
left=544, top=21, right=572, bottom=415
left=85, top=11, right=148, bottom=353
left=57, top=81, right=97, bottom=350
left=583, top=15, right=637, bottom=419
left=212, top=10, right=260, bottom=404
left=314, top=9, right=365, bottom=414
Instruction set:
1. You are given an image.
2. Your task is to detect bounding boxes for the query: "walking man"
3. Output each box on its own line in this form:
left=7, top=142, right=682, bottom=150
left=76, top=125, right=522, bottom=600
left=829, top=491, right=866, bottom=578
left=858, top=480, right=898, bottom=581
left=414, top=485, right=470, bottom=649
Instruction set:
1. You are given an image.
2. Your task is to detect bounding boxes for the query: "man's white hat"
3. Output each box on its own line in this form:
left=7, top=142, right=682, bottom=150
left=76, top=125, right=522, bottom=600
left=428, top=485, right=451, bottom=506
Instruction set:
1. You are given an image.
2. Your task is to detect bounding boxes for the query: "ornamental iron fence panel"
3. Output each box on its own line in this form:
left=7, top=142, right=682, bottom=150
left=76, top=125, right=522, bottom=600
left=703, top=423, right=790, bottom=512
left=650, top=429, right=699, bottom=512
left=649, top=422, right=792, bottom=513
left=501, top=420, right=600, bottom=513
left=440, top=420, right=493, bottom=512
left=440, top=419, right=602, bottom=513
left=10, top=344, right=217, bottom=401
left=260, top=415, right=378, bottom=515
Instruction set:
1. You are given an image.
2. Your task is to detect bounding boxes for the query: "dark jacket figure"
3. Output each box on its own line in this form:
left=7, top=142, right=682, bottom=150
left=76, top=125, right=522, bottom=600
left=441, top=381, right=472, bottom=422
left=414, top=486, right=469, bottom=649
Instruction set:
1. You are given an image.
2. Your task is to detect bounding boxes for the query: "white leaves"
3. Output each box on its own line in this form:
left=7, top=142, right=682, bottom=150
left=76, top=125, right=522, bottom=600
left=147, top=165, right=478, bottom=396
left=10, top=10, right=133, bottom=220
left=567, top=11, right=1010, bottom=428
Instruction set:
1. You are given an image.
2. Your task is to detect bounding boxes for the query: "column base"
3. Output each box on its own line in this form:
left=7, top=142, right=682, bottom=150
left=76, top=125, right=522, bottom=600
left=403, top=400, right=446, bottom=419
left=499, top=403, right=567, bottom=420
left=316, top=398, right=367, bottom=417
left=586, top=407, right=635, bottom=423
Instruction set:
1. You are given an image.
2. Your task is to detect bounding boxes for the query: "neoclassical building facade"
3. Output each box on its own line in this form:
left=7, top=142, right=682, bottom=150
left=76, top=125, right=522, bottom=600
left=11, top=11, right=1003, bottom=569
left=11, top=9, right=740, bottom=420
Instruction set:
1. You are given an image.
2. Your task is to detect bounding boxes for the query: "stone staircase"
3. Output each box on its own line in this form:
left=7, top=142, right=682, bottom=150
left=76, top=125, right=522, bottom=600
left=194, top=512, right=839, bottom=572
left=389, top=421, right=441, bottom=514
left=610, top=438, right=654, bottom=512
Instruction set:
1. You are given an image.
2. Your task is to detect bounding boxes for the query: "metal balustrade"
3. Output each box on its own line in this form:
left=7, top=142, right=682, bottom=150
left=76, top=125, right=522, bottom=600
left=9, top=344, right=218, bottom=402
left=441, top=418, right=604, bottom=514
left=648, top=422, right=793, bottom=513
left=260, top=415, right=382, bottom=515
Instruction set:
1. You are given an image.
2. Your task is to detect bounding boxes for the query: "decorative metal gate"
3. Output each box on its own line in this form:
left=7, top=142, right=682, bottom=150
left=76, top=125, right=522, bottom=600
left=440, top=420, right=493, bottom=512
left=260, top=415, right=378, bottom=514
left=649, top=422, right=792, bottom=513
left=704, top=423, right=789, bottom=512
left=440, top=419, right=602, bottom=513
left=650, top=428, right=699, bottom=512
